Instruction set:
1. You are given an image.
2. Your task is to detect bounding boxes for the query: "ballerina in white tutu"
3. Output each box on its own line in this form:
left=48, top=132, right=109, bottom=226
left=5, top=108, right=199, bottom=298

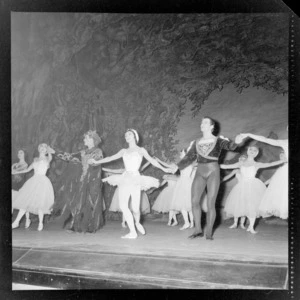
left=241, top=132, right=288, bottom=219
left=88, top=129, right=173, bottom=239
left=12, top=144, right=55, bottom=231
left=221, top=146, right=286, bottom=234
left=221, top=154, right=247, bottom=229
left=103, top=161, right=151, bottom=227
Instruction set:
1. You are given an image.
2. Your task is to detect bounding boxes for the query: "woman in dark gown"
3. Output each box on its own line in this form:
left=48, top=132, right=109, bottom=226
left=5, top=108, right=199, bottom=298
left=53, top=130, right=104, bottom=233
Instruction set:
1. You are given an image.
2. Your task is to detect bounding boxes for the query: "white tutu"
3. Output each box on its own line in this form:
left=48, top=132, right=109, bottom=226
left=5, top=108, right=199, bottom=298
left=152, top=180, right=177, bottom=213
left=170, top=165, right=195, bottom=211
left=258, top=164, right=288, bottom=219
left=12, top=174, right=54, bottom=215
left=224, top=166, right=266, bottom=218
left=109, top=187, right=150, bottom=214
left=103, top=171, right=159, bottom=191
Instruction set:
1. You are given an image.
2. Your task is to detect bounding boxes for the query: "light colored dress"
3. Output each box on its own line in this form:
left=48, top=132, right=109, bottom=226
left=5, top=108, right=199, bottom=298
left=12, top=159, right=54, bottom=215
left=224, top=165, right=266, bottom=218
left=170, top=165, right=196, bottom=211
left=258, top=142, right=288, bottom=219
left=103, top=151, right=159, bottom=191
left=109, top=187, right=150, bottom=214
left=152, top=179, right=178, bottom=213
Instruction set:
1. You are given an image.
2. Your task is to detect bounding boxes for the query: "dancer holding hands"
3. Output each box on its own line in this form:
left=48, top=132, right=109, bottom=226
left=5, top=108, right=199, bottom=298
left=88, top=129, right=173, bottom=239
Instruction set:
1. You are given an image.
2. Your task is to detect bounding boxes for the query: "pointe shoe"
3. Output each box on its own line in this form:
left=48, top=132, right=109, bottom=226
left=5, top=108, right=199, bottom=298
left=240, top=224, right=246, bottom=229
left=188, top=232, right=204, bottom=239
left=171, top=221, right=178, bottom=226
left=25, top=219, right=31, bottom=229
left=37, top=223, right=43, bottom=231
left=248, top=228, right=257, bottom=234
left=121, top=232, right=137, bottom=239
left=121, top=222, right=127, bottom=228
left=180, top=223, right=190, bottom=230
left=229, top=224, right=238, bottom=229
left=136, top=223, right=146, bottom=235
left=167, top=221, right=172, bottom=226
left=12, top=221, right=19, bottom=229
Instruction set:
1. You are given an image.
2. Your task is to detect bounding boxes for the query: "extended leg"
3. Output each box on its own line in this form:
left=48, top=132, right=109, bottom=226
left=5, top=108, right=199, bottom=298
left=25, top=212, right=31, bottom=229
left=205, top=167, right=220, bottom=239
left=38, top=210, right=44, bottom=231
left=188, top=210, right=194, bottom=228
left=12, top=209, right=26, bottom=229
left=229, top=217, right=238, bottom=229
left=131, top=187, right=145, bottom=235
left=119, top=185, right=137, bottom=239
left=247, top=217, right=257, bottom=234
left=180, top=210, right=190, bottom=230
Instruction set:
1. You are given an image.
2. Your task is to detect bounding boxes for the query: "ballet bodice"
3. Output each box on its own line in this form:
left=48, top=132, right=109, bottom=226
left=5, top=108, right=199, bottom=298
left=123, top=151, right=143, bottom=173
left=33, top=159, right=49, bottom=175
left=240, top=165, right=257, bottom=180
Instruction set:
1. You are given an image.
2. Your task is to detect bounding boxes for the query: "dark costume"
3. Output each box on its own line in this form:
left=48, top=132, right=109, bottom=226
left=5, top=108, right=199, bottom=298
left=178, top=137, right=238, bottom=239
left=53, top=147, right=104, bottom=233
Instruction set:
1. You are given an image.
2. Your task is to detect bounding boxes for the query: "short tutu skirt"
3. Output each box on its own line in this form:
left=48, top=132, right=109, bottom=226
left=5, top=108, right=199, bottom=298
left=152, top=180, right=177, bottom=213
left=103, top=171, right=159, bottom=191
left=258, top=164, right=288, bottom=219
left=224, top=178, right=266, bottom=219
left=12, top=174, right=54, bottom=215
left=109, top=187, right=150, bottom=214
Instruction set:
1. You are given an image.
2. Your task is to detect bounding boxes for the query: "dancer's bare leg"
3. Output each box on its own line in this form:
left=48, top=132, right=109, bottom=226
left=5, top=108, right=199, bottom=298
left=25, top=212, right=31, bottom=229
left=119, top=185, right=137, bottom=239
left=131, top=187, right=145, bottom=235
left=180, top=210, right=190, bottom=230
left=170, top=210, right=178, bottom=226
left=38, top=210, right=44, bottom=231
left=229, top=217, right=238, bottom=229
left=247, top=217, right=257, bottom=234
left=188, top=211, right=194, bottom=228
left=121, top=213, right=127, bottom=228
left=12, top=209, right=26, bottom=229
left=240, top=216, right=246, bottom=229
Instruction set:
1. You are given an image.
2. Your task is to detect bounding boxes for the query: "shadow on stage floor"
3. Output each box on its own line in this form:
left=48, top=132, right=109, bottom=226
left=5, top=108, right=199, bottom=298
left=12, top=215, right=288, bottom=290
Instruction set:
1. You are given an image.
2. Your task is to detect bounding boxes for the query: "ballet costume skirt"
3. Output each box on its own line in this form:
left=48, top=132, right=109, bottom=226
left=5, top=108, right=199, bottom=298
left=152, top=179, right=178, bottom=213
left=12, top=159, right=54, bottom=215
left=258, top=146, right=288, bottom=219
left=109, top=187, right=150, bottom=214
left=224, top=165, right=266, bottom=219
left=103, top=151, right=159, bottom=191
left=170, top=164, right=196, bottom=211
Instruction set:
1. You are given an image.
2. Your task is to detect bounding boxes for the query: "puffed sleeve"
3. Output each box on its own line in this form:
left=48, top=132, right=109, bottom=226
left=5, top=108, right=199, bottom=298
left=177, top=140, right=197, bottom=170
left=219, top=136, right=238, bottom=151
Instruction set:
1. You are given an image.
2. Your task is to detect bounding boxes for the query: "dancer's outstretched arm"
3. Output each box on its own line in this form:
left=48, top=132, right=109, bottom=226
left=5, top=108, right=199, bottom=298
left=140, top=161, right=151, bottom=172
left=88, top=149, right=125, bottom=165
left=241, top=133, right=287, bottom=147
left=154, top=157, right=174, bottom=169
left=141, top=148, right=173, bottom=173
left=220, top=162, right=241, bottom=170
left=12, top=163, right=34, bottom=175
left=102, top=167, right=124, bottom=174
left=222, top=169, right=238, bottom=182
left=256, top=159, right=286, bottom=169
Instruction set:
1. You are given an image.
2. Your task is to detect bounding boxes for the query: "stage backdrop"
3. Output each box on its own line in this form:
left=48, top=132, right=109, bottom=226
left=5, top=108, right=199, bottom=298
left=11, top=13, right=288, bottom=211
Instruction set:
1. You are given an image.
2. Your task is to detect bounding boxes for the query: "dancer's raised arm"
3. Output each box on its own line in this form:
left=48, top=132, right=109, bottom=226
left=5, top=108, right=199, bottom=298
left=241, top=133, right=286, bottom=147
left=88, top=149, right=125, bottom=165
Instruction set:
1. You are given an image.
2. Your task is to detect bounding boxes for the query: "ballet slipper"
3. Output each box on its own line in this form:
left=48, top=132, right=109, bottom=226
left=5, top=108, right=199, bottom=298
left=37, top=223, right=43, bottom=231
left=167, top=220, right=172, bottom=226
left=248, top=228, right=257, bottom=234
left=240, top=224, right=246, bottom=229
left=121, top=232, right=137, bottom=239
left=121, top=222, right=127, bottom=228
left=229, top=223, right=238, bottom=229
left=25, top=219, right=31, bottom=229
left=180, top=223, right=190, bottom=230
left=189, top=222, right=194, bottom=228
left=12, top=221, right=19, bottom=229
left=171, top=221, right=178, bottom=226
left=136, top=223, right=146, bottom=235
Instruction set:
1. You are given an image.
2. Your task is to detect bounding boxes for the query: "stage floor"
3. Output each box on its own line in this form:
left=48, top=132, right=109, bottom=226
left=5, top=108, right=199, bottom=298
left=12, top=216, right=288, bottom=289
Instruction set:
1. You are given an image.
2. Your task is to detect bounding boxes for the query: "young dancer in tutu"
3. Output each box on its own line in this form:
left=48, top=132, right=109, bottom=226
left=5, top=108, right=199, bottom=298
left=88, top=129, right=173, bottom=239
left=258, top=150, right=288, bottom=219
left=221, top=154, right=248, bottom=229
left=12, top=144, right=55, bottom=231
left=151, top=159, right=179, bottom=226
left=168, top=149, right=197, bottom=230
left=103, top=161, right=151, bottom=227
left=241, top=132, right=288, bottom=219
left=221, top=146, right=286, bottom=234
left=11, top=149, right=30, bottom=225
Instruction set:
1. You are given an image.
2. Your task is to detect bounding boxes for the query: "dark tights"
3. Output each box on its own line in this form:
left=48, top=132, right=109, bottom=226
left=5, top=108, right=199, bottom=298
left=191, top=162, right=220, bottom=237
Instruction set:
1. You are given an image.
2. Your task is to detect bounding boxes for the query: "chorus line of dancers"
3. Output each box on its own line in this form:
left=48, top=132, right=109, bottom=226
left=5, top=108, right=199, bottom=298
left=12, top=117, right=288, bottom=240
